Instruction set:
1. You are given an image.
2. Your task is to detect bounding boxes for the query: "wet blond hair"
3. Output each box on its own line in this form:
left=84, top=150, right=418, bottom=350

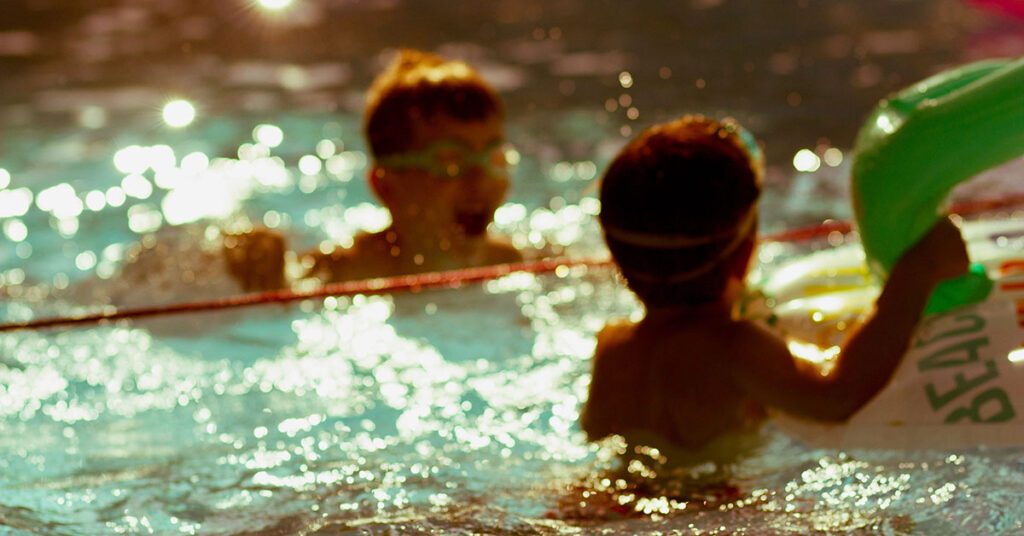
left=365, top=49, right=503, bottom=157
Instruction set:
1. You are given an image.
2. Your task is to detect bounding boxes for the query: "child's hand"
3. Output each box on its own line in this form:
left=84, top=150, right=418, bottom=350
left=901, top=217, right=969, bottom=283
left=222, top=228, right=287, bottom=291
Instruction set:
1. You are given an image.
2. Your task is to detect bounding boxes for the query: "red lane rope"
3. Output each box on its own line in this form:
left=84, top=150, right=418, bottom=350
left=2, top=192, right=1022, bottom=333
left=763, top=219, right=852, bottom=243
left=760, top=192, right=1024, bottom=243
left=946, top=192, right=1024, bottom=217
left=0, top=257, right=613, bottom=333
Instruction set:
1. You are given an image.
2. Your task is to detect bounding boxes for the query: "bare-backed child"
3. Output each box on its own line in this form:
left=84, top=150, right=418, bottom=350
left=581, top=115, right=969, bottom=464
left=304, top=50, right=521, bottom=282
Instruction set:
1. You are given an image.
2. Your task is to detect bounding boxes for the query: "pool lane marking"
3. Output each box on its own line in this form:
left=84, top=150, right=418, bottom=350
left=763, top=193, right=1024, bottom=243
left=0, top=257, right=613, bottom=333
left=1, top=193, right=1022, bottom=333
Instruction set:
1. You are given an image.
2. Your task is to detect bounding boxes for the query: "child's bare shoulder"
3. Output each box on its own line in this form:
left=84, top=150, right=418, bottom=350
left=595, top=319, right=636, bottom=349
left=583, top=320, right=643, bottom=439
left=485, top=237, right=523, bottom=265
left=728, top=318, right=787, bottom=351
left=718, top=318, right=796, bottom=383
left=302, top=247, right=348, bottom=283
left=303, top=233, right=393, bottom=282
left=222, top=227, right=288, bottom=292
left=590, top=321, right=646, bottom=382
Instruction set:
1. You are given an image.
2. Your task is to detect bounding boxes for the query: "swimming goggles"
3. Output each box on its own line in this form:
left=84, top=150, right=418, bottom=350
left=376, top=139, right=513, bottom=179
left=604, top=208, right=758, bottom=284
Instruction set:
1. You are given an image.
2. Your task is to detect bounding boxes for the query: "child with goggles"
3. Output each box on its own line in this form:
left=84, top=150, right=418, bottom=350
left=303, top=49, right=521, bottom=282
left=581, top=115, right=969, bottom=467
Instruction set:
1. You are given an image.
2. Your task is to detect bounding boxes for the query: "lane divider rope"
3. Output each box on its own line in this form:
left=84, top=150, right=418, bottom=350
left=2, top=192, right=1022, bottom=333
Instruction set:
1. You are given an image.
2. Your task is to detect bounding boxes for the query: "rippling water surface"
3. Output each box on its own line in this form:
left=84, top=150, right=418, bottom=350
left=2, top=0, right=1024, bottom=533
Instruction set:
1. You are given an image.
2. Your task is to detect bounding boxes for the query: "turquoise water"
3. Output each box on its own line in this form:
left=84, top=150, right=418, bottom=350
left=3, top=1, right=1024, bottom=533
left=1, top=112, right=1023, bottom=534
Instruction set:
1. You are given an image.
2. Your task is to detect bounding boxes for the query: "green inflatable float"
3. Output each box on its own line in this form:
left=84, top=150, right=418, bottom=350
left=851, top=56, right=1024, bottom=314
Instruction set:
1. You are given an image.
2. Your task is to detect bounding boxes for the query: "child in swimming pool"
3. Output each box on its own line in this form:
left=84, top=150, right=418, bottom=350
left=94, top=50, right=517, bottom=306
left=580, top=115, right=970, bottom=460
left=304, top=50, right=521, bottom=282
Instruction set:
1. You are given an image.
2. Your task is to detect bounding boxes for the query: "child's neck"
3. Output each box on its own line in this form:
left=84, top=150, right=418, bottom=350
left=641, top=277, right=746, bottom=325
left=643, top=299, right=735, bottom=325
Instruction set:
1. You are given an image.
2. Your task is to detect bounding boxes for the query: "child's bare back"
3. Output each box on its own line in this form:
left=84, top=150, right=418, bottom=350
left=582, top=116, right=969, bottom=461
left=583, top=311, right=765, bottom=452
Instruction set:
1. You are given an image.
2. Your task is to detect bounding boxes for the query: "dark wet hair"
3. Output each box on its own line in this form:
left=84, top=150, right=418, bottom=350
left=364, top=49, right=504, bottom=158
left=598, top=115, right=763, bottom=306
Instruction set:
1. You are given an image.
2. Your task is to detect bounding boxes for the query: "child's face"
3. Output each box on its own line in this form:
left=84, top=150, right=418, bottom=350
left=373, top=113, right=509, bottom=239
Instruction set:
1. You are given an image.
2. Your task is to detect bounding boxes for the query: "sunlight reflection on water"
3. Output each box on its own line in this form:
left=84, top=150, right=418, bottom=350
left=3, top=0, right=1024, bottom=533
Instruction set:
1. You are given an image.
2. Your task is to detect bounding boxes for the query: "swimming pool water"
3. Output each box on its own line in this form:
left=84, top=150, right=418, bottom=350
left=3, top=0, right=1024, bottom=533
left=6, top=242, right=1024, bottom=534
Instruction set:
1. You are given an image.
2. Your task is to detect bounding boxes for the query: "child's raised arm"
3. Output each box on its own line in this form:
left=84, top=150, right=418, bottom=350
left=222, top=227, right=288, bottom=292
left=731, top=217, right=969, bottom=421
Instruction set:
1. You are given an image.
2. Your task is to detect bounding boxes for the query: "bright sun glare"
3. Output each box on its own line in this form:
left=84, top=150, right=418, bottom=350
left=162, top=99, right=196, bottom=128
left=257, top=0, right=294, bottom=10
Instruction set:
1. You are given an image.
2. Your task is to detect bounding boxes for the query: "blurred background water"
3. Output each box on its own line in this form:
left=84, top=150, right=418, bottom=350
left=2, top=0, right=1024, bottom=534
